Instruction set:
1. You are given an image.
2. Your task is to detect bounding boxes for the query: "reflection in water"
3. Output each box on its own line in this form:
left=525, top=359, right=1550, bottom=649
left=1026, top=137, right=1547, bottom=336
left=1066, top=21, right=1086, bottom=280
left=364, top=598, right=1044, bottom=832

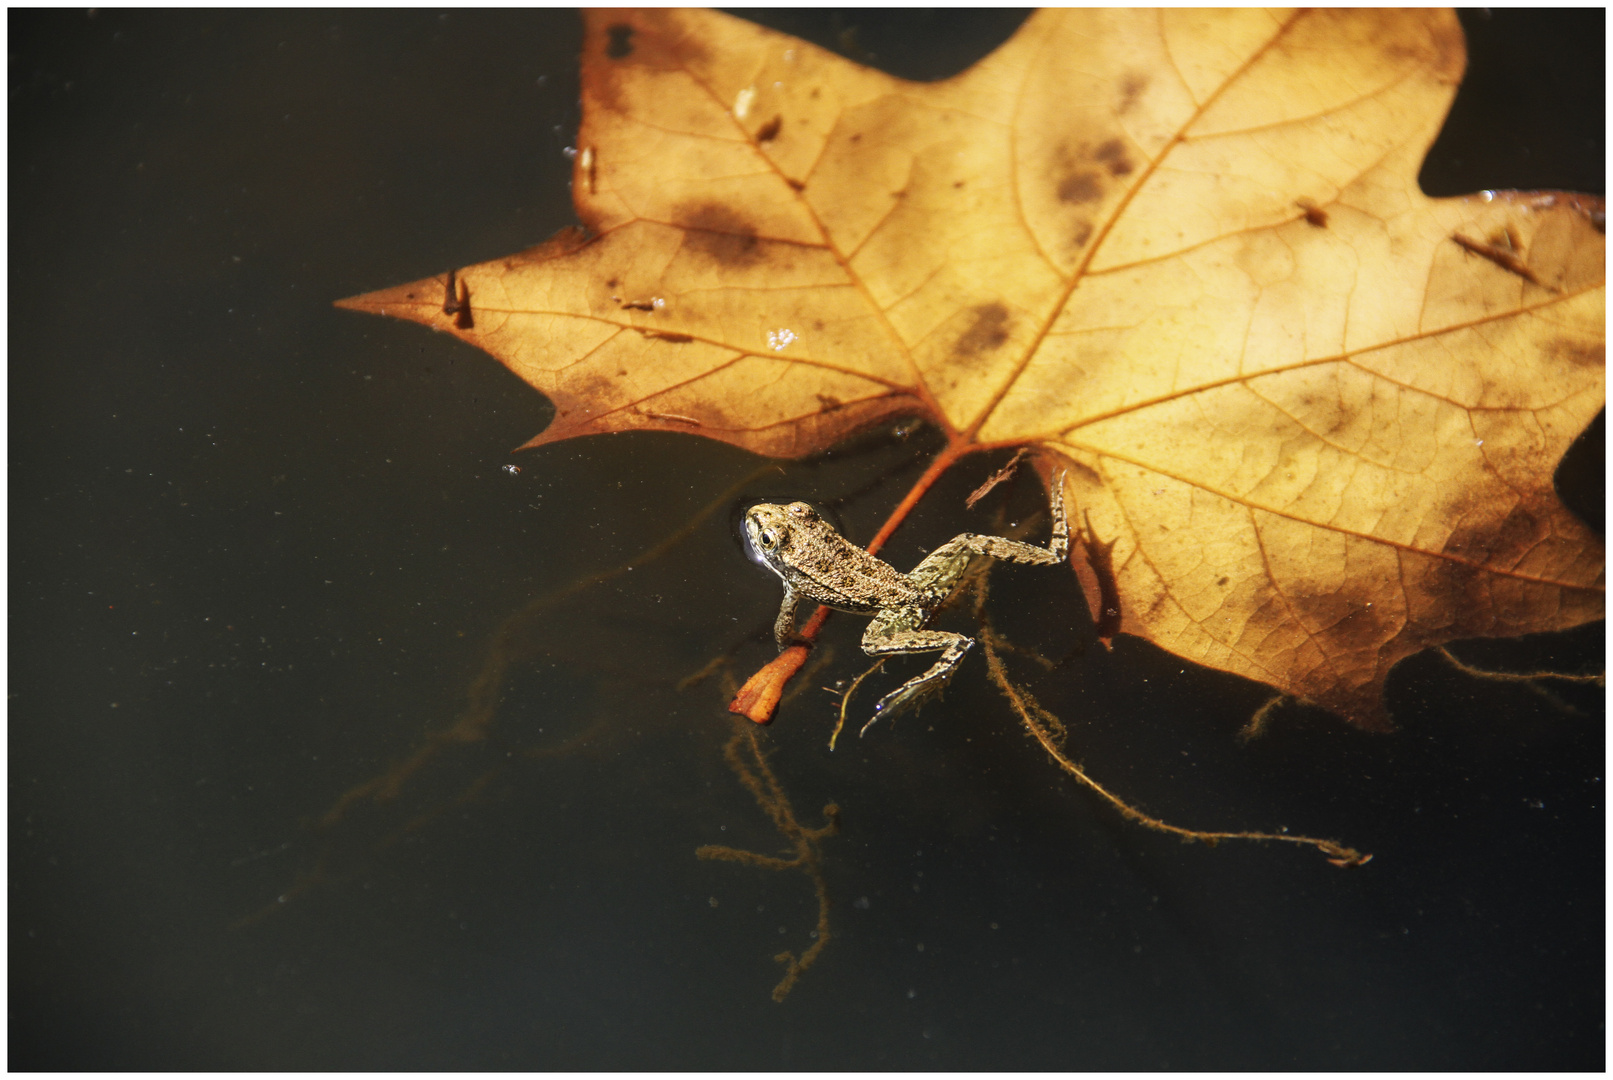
left=696, top=722, right=840, bottom=1002
left=240, top=468, right=786, bottom=934
left=241, top=455, right=857, bottom=998
left=238, top=450, right=1599, bottom=1007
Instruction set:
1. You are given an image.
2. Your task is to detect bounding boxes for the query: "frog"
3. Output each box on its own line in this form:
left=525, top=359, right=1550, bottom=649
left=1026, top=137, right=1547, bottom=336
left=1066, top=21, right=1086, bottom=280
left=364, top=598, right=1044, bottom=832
left=744, top=471, right=1068, bottom=725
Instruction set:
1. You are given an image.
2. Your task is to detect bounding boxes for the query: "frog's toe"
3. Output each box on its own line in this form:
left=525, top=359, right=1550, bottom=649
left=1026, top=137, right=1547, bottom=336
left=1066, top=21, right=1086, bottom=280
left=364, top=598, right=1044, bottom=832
left=862, top=671, right=951, bottom=733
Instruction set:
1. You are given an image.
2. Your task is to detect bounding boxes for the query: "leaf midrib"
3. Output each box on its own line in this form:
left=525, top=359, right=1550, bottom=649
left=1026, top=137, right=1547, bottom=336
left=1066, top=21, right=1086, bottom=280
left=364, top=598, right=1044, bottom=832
left=963, top=9, right=1305, bottom=442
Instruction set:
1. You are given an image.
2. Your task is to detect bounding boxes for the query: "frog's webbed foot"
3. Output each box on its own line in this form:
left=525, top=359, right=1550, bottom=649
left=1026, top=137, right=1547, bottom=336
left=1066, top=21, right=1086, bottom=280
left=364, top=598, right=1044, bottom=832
left=860, top=611, right=974, bottom=733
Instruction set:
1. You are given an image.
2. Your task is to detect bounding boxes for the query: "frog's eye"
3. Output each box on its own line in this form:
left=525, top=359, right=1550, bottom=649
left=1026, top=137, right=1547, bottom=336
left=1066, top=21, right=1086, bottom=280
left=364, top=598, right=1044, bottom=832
left=758, top=530, right=778, bottom=548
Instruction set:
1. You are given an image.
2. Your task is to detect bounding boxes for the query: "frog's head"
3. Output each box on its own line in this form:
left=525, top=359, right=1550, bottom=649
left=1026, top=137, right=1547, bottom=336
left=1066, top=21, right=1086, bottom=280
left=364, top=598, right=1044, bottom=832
left=743, top=501, right=818, bottom=569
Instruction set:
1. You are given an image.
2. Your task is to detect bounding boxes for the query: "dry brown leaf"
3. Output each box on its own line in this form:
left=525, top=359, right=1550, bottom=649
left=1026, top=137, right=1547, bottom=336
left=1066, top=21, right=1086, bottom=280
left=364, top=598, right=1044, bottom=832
left=338, top=9, right=1604, bottom=730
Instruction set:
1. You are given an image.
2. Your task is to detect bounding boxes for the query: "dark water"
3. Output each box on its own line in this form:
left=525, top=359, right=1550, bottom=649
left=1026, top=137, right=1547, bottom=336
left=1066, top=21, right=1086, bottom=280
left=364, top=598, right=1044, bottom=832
left=10, top=9, right=1603, bottom=1070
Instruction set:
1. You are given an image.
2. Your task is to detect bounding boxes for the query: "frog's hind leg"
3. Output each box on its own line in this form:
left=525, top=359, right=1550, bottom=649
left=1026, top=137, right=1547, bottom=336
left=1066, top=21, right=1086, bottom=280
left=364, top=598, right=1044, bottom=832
left=906, top=471, right=1069, bottom=591
left=860, top=607, right=974, bottom=729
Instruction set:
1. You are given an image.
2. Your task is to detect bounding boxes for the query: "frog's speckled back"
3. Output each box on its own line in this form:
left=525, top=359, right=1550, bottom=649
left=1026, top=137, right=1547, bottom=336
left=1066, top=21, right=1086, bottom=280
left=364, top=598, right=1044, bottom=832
left=745, top=501, right=919, bottom=614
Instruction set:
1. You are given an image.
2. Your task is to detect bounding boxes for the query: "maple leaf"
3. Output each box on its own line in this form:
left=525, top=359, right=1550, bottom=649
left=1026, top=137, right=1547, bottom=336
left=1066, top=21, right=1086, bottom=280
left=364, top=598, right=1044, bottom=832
left=338, top=9, right=1604, bottom=730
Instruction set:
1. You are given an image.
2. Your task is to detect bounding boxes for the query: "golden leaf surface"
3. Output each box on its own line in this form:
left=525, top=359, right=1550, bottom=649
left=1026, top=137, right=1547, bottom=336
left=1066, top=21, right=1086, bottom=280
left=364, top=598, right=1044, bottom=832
left=338, top=9, right=1604, bottom=729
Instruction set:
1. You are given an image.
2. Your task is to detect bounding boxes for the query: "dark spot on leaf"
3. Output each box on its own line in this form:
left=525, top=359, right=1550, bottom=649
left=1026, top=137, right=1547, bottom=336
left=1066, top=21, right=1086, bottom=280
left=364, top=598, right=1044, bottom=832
left=677, top=202, right=764, bottom=268
left=1271, top=580, right=1402, bottom=729
left=953, top=180, right=965, bottom=189
left=1217, top=576, right=1229, bottom=587
left=605, top=24, right=635, bottom=59
left=565, top=375, right=622, bottom=422
left=1058, top=171, right=1103, bottom=205
left=1298, top=200, right=1329, bottom=228
left=1117, top=72, right=1148, bottom=114
left=850, top=133, right=861, bottom=143
left=1329, top=598, right=1399, bottom=657
left=785, top=177, right=805, bottom=191
left=1545, top=337, right=1603, bottom=368
left=756, top=115, right=783, bottom=142
left=1484, top=503, right=1552, bottom=565
left=952, top=303, right=1012, bottom=362
left=1071, top=220, right=1093, bottom=249
left=1364, top=12, right=1460, bottom=95
left=1144, top=590, right=1172, bottom=621
left=1093, top=138, right=1133, bottom=177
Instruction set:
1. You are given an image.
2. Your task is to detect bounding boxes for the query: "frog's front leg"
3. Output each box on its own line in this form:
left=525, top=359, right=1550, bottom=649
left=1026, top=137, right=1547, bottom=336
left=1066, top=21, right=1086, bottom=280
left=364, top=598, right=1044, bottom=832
left=860, top=605, right=974, bottom=724
left=772, top=585, right=804, bottom=650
